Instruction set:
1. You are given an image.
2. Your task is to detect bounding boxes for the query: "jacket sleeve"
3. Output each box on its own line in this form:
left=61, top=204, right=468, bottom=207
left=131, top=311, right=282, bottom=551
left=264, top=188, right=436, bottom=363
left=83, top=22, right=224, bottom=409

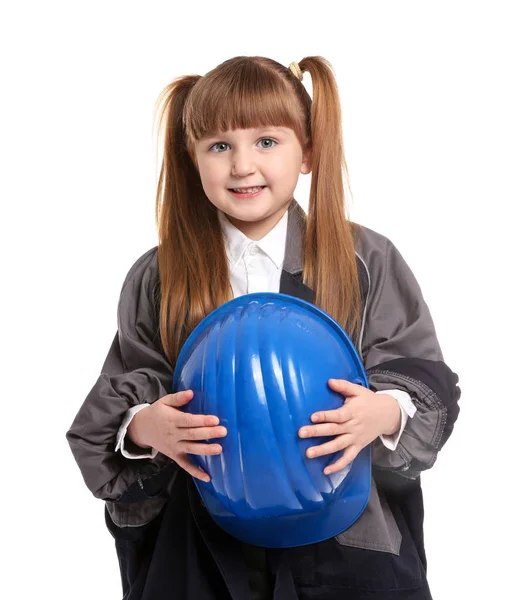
left=65, top=247, right=179, bottom=525
left=360, top=237, right=461, bottom=480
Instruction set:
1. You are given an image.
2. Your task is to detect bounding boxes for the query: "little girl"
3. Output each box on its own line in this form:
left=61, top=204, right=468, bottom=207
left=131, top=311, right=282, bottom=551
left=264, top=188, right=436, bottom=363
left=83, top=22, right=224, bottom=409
left=66, top=55, right=461, bottom=600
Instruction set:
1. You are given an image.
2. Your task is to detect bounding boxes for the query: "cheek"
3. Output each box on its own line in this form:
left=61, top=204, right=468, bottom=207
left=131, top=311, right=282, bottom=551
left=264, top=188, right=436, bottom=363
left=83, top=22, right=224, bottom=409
left=198, top=164, right=226, bottom=190
left=268, top=153, right=302, bottom=184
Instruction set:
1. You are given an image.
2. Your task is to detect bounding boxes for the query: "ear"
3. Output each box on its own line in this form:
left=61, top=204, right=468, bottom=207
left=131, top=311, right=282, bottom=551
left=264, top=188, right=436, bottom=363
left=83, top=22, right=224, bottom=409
left=300, top=147, right=312, bottom=175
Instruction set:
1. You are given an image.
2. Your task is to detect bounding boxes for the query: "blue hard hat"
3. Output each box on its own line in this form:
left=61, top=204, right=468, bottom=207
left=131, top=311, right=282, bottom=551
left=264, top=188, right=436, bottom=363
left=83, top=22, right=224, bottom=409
left=172, top=292, right=371, bottom=548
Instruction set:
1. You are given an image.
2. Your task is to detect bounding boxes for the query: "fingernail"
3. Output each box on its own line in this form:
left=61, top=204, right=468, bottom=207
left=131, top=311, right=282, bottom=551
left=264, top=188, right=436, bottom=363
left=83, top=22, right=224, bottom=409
left=299, top=428, right=309, bottom=437
left=324, top=468, right=331, bottom=475
left=311, top=415, right=319, bottom=422
left=307, top=449, right=315, bottom=457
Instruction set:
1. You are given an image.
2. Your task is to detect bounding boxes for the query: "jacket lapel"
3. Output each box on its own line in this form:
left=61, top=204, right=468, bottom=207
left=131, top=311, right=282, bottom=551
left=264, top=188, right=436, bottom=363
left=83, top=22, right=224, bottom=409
left=279, top=270, right=314, bottom=303
left=279, top=199, right=314, bottom=303
left=278, top=200, right=369, bottom=349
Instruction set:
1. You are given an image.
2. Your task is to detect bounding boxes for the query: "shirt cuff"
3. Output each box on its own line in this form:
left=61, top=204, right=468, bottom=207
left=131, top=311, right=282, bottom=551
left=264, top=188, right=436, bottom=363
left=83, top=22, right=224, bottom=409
left=376, top=389, right=417, bottom=451
left=115, top=404, right=159, bottom=459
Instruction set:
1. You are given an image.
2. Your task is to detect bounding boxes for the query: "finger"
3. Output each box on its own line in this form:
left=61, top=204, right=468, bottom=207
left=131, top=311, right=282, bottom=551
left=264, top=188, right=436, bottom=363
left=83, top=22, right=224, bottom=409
left=299, top=423, right=345, bottom=438
left=181, top=442, right=223, bottom=456
left=310, top=405, right=350, bottom=424
left=162, top=390, right=194, bottom=408
left=305, top=434, right=352, bottom=459
left=175, top=454, right=211, bottom=482
left=176, top=412, right=221, bottom=428
left=324, top=445, right=361, bottom=475
left=328, top=378, right=364, bottom=396
left=182, top=426, right=227, bottom=441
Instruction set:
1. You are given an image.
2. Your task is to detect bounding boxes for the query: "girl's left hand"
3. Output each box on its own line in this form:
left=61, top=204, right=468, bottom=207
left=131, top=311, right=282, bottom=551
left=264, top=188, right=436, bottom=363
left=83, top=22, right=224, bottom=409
left=298, top=378, right=402, bottom=475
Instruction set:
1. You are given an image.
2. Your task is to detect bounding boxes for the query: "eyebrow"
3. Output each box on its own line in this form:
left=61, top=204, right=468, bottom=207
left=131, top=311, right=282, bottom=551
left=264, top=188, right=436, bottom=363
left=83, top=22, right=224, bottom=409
left=200, top=127, right=288, bottom=141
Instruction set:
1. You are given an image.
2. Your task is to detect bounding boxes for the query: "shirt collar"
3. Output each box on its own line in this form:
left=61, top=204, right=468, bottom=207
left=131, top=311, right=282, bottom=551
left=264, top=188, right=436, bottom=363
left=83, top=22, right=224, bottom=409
left=217, top=209, right=288, bottom=269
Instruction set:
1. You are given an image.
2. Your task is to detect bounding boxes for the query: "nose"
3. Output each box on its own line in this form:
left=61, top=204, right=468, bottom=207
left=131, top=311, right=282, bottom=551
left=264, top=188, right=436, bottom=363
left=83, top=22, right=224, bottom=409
left=231, top=148, right=256, bottom=178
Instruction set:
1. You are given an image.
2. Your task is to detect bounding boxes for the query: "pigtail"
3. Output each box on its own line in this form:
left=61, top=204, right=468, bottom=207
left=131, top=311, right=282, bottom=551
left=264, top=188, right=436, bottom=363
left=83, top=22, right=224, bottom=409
left=295, top=57, right=362, bottom=342
left=154, top=76, right=232, bottom=366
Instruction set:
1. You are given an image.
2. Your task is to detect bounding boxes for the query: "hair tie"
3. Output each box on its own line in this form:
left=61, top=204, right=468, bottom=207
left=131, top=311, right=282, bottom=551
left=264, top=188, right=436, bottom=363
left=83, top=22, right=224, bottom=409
left=288, top=61, right=303, bottom=82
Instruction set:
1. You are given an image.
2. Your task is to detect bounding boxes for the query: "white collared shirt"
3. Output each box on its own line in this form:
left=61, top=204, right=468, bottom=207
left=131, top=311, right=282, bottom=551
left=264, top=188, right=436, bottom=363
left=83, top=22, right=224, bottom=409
left=116, top=208, right=415, bottom=458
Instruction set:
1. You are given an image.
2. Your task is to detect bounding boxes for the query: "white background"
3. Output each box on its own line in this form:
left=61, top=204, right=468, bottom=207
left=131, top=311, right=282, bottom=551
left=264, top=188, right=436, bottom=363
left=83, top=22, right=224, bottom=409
left=2, top=1, right=522, bottom=598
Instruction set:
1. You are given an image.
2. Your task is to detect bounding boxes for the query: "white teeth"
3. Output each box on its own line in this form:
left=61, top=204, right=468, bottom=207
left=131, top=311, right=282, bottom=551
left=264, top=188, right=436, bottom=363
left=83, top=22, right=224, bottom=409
left=231, top=186, right=264, bottom=193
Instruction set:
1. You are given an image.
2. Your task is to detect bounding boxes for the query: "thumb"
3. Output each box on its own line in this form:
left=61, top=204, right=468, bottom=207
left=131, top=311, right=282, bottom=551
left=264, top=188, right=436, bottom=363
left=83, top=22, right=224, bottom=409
left=161, top=389, right=194, bottom=407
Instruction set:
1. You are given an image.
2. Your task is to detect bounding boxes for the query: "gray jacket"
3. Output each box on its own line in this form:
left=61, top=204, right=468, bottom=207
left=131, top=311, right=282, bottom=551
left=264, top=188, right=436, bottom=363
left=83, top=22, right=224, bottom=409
left=66, top=199, right=460, bottom=558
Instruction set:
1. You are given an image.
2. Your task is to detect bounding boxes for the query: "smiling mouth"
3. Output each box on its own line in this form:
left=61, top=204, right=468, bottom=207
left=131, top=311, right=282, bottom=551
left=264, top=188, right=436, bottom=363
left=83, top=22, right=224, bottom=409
left=228, top=185, right=267, bottom=193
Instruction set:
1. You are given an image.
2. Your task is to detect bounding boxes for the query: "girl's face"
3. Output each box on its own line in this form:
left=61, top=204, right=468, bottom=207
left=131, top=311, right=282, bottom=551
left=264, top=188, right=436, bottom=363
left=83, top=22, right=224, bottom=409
left=193, top=127, right=310, bottom=240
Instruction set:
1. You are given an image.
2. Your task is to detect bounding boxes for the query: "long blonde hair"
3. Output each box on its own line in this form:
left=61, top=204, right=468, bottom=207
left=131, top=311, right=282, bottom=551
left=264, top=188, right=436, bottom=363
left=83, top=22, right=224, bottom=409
left=153, top=56, right=362, bottom=366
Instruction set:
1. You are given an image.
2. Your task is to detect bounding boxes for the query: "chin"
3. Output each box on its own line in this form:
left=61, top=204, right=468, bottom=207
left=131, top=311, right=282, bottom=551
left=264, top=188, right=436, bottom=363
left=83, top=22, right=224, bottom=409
left=229, top=207, right=275, bottom=222
left=223, top=198, right=268, bottom=215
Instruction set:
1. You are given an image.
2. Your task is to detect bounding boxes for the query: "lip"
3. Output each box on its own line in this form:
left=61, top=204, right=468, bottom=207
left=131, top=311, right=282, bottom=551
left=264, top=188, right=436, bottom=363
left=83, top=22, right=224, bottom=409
left=228, top=186, right=266, bottom=199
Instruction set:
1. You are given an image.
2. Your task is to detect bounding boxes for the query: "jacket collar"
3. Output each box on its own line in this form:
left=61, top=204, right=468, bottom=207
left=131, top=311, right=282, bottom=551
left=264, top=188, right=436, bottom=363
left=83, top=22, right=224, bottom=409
left=279, top=199, right=314, bottom=303
left=282, top=199, right=306, bottom=274
left=278, top=200, right=369, bottom=329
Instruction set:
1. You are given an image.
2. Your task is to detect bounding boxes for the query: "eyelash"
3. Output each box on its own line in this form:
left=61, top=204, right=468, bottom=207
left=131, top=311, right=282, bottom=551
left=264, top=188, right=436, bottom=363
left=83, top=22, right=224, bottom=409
left=208, top=138, right=278, bottom=153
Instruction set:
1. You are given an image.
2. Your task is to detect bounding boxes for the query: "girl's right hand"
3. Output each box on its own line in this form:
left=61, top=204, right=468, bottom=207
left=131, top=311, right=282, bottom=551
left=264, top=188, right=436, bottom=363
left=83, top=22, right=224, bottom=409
left=126, top=390, right=226, bottom=482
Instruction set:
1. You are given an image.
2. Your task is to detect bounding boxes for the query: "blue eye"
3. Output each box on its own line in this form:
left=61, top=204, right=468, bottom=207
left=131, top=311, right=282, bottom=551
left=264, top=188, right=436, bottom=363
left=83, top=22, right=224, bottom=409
left=209, top=138, right=277, bottom=152
left=210, top=142, right=230, bottom=153
left=258, top=138, right=277, bottom=149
